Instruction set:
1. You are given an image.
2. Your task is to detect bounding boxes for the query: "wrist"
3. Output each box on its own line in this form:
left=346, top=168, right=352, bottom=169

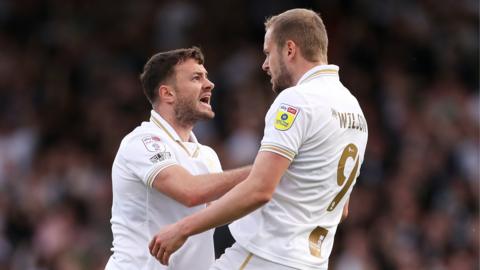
left=178, top=217, right=193, bottom=239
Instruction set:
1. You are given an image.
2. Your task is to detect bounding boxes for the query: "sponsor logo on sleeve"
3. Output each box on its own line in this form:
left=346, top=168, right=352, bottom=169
left=142, top=136, right=164, bottom=152
left=274, top=103, right=299, bottom=131
left=149, top=152, right=172, bottom=163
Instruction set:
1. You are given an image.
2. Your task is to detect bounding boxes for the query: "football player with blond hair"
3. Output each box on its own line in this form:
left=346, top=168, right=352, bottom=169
left=150, top=9, right=368, bottom=270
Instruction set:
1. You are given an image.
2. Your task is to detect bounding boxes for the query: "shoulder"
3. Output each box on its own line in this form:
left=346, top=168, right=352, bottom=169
left=276, top=86, right=305, bottom=101
left=119, top=125, right=169, bottom=154
left=268, top=86, right=310, bottom=118
left=272, top=86, right=311, bottom=110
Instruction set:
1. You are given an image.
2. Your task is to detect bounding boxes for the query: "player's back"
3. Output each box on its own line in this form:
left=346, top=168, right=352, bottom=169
left=230, top=65, right=368, bottom=270
left=284, top=72, right=369, bottom=225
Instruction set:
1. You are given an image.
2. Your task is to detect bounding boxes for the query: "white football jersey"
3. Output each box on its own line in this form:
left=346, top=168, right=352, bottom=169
left=229, top=65, right=368, bottom=270
left=106, top=110, right=222, bottom=270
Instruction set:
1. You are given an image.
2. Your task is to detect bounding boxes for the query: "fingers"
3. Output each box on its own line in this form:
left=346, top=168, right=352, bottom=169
left=156, top=246, right=170, bottom=266
left=149, top=237, right=160, bottom=256
left=156, top=246, right=165, bottom=262
left=149, top=236, right=170, bottom=265
left=162, top=249, right=170, bottom=265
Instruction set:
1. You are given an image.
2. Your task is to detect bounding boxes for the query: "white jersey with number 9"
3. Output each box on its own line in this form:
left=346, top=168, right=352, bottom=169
left=229, top=65, right=368, bottom=270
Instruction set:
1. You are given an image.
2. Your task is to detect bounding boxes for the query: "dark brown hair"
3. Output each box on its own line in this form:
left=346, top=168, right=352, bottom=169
left=265, top=9, right=328, bottom=62
left=140, top=47, right=204, bottom=105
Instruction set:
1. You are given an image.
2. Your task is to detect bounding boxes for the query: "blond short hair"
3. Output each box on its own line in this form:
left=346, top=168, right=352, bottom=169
left=265, top=8, right=328, bottom=63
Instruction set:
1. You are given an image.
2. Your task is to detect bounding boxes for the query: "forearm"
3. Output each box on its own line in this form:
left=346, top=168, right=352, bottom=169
left=190, top=165, right=251, bottom=204
left=149, top=152, right=290, bottom=265
left=178, top=152, right=290, bottom=235
left=153, top=165, right=251, bottom=207
left=179, top=176, right=270, bottom=237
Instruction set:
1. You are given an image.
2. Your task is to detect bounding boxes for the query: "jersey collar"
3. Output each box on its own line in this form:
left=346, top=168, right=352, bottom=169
left=296, top=64, right=339, bottom=85
left=150, top=110, right=200, bottom=157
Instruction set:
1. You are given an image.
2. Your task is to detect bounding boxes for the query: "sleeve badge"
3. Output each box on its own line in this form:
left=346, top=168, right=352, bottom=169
left=274, top=103, right=299, bottom=131
left=142, top=136, right=165, bottom=152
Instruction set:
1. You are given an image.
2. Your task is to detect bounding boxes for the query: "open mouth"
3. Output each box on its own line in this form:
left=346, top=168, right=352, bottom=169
left=199, top=96, right=211, bottom=105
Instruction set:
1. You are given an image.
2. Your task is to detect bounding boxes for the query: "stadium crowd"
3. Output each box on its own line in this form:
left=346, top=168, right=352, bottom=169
left=0, top=0, right=477, bottom=269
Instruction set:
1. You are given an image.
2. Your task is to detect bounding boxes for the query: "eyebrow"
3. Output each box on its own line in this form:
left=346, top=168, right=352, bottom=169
left=193, top=71, right=208, bottom=77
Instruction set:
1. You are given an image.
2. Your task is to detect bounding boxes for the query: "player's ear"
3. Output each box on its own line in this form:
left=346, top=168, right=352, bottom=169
left=158, top=85, right=175, bottom=104
left=285, top=40, right=296, bottom=60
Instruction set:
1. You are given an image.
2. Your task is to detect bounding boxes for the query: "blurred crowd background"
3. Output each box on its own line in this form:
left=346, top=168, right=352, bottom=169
left=0, top=0, right=478, bottom=269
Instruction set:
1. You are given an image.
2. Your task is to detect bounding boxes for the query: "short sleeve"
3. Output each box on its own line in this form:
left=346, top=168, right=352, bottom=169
left=260, top=90, right=308, bottom=161
left=121, top=134, right=178, bottom=187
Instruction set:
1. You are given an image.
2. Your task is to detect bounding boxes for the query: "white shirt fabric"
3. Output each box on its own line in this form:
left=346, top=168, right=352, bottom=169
left=210, top=243, right=297, bottom=270
left=106, top=110, right=222, bottom=270
left=229, top=65, right=368, bottom=270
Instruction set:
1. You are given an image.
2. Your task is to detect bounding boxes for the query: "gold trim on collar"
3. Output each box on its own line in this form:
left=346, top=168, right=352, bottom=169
left=299, top=69, right=338, bottom=84
left=150, top=116, right=200, bottom=157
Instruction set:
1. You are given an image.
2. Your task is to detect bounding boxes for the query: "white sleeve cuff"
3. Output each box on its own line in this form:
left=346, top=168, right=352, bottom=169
left=144, top=161, right=177, bottom=188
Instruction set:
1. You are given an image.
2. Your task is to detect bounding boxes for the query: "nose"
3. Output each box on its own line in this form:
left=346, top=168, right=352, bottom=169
left=262, top=58, right=269, bottom=72
left=204, top=78, right=214, bottom=91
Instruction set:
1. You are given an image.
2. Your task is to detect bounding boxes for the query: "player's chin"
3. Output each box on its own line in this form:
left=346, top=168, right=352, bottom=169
left=198, top=109, right=215, bottom=119
left=272, top=81, right=287, bottom=94
left=272, top=84, right=281, bottom=93
left=206, top=110, right=215, bottom=119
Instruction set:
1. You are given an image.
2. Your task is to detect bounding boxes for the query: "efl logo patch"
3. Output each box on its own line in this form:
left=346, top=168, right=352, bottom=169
left=274, top=103, right=299, bottom=131
left=142, top=136, right=164, bottom=152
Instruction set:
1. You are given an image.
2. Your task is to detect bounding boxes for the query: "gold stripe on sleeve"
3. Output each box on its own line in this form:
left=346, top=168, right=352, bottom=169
left=146, top=161, right=177, bottom=188
left=259, top=144, right=296, bottom=160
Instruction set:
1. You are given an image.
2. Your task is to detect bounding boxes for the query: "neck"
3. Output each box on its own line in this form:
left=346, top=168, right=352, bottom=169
left=154, top=106, right=192, bottom=142
left=291, top=60, right=327, bottom=85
